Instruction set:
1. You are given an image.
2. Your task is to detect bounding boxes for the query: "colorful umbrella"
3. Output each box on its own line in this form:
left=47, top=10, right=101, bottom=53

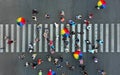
left=97, top=0, right=106, bottom=9
left=73, top=49, right=83, bottom=60
left=61, top=28, right=70, bottom=38
left=16, top=17, right=26, bottom=27
left=47, top=69, right=56, bottom=75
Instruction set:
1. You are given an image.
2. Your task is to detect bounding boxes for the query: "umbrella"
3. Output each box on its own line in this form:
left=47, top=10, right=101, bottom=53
left=73, top=49, right=83, bottom=60
left=47, top=69, right=56, bottom=75
left=16, top=17, right=26, bottom=27
left=61, top=28, right=70, bottom=38
left=97, top=0, right=106, bottom=9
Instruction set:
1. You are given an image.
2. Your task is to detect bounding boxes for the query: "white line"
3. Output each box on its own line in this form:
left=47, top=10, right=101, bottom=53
left=39, top=24, right=42, bottom=52
left=77, top=24, right=81, bottom=48
left=0, top=24, right=3, bottom=53
left=88, top=24, right=92, bottom=50
left=94, top=24, right=98, bottom=46
left=33, top=24, right=37, bottom=52
left=5, top=24, right=9, bottom=52
left=16, top=25, right=20, bottom=52
left=100, top=24, right=104, bottom=52
left=22, top=25, right=26, bottom=52
left=105, top=24, right=109, bottom=52
left=11, top=24, right=14, bottom=53
left=28, top=24, right=32, bottom=45
left=72, top=25, right=75, bottom=52
left=60, top=24, right=64, bottom=52
left=66, top=24, right=70, bottom=53
left=50, top=24, right=53, bottom=40
left=83, top=24, right=87, bottom=52
left=111, top=24, right=114, bottom=52
left=44, top=24, right=48, bottom=52
left=117, top=24, right=120, bottom=52
left=55, top=24, right=59, bottom=52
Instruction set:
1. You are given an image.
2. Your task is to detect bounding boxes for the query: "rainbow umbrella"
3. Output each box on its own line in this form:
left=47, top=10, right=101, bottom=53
left=61, top=28, right=70, bottom=38
left=47, top=69, right=56, bottom=75
left=73, top=49, right=83, bottom=60
left=17, top=17, right=26, bottom=27
left=97, top=0, right=106, bottom=9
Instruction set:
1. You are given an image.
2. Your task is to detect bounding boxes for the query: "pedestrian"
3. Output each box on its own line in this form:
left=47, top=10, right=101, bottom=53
left=56, top=64, right=63, bottom=70
left=88, top=49, right=97, bottom=54
left=60, top=17, right=65, bottom=22
left=69, top=65, right=75, bottom=70
left=7, top=39, right=15, bottom=45
left=92, top=56, right=98, bottom=63
left=84, top=20, right=90, bottom=26
left=54, top=22, right=59, bottom=28
left=70, top=31, right=75, bottom=35
left=96, top=39, right=104, bottom=45
left=75, top=38, right=79, bottom=44
left=59, top=56, right=63, bottom=62
left=32, top=9, right=39, bottom=15
left=32, top=16, right=37, bottom=21
left=47, top=55, right=52, bottom=62
left=32, top=53, right=37, bottom=60
left=75, top=15, right=82, bottom=20
left=79, top=65, right=86, bottom=71
left=85, top=40, right=91, bottom=44
left=86, top=25, right=91, bottom=31
left=77, top=31, right=84, bottom=35
left=19, top=53, right=25, bottom=60
left=98, top=69, right=107, bottom=75
left=60, top=10, right=65, bottom=16
left=54, top=58, right=59, bottom=65
left=45, top=14, right=50, bottom=19
left=38, top=70, right=42, bottom=75
left=89, top=13, right=93, bottom=19
left=83, top=71, right=88, bottom=75
left=32, top=61, right=38, bottom=69
left=25, top=62, right=30, bottom=67
left=37, top=58, right=43, bottom=65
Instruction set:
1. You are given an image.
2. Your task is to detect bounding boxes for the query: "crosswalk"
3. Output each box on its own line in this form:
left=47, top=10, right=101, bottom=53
left=0, top=23, right=120, bottom=53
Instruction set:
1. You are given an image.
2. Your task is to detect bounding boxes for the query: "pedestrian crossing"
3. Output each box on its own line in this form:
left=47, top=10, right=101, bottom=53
left=0, top=23, right=120, bottom=53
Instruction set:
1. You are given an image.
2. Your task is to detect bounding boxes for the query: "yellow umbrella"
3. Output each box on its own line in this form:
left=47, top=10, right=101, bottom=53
left=97, top=1, right=102, bottom=6
left=61, top=29, right=65, bottom=35
left=73, top=54, right=79, bottom=59
left=17, top=17, right=22, bottom=22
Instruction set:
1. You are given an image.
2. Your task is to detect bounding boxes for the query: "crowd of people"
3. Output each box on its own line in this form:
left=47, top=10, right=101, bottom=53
left=18, top=0, right=107, bottom=75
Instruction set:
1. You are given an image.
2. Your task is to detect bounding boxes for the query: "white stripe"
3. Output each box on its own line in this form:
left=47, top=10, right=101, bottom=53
left=111, top=24, right=114, bottom=52
left=100, top=24, right=104, bottom=52
left=16, top=25, right=20, bottom=52
left=39, top=24, right=42, bottom=52
left=105, top=24, right=109, bottom=52
left=55, top=24, right=59, bottom=52
left=77, top=24, right=81, bottom=48
left=33, top=24, right=37, bottom=52
left=0, top=24, right=3, bottom=52
left=44, top=24, right=48, bottom=52
left=94, top=24, right=98, bottom=45
left=60, top=24, right=64, bottom=52
left=66, top=24, right=70, bottom=53
left=72, top=26, right=75, bottom=52
left=11, top=24, right=14, bottom=52
left=22, top=25, right=26, bottom=52
left=117, top=24, right=120, bottom=52
left=28, top=24, right=31, bottom=44
left=5, top=24, right=9, bottom=52
left=50, top=24, right=53, bottom=40
left=88, top=24, right=92, bottom=50
left=83, top=24, right=87, bottom=52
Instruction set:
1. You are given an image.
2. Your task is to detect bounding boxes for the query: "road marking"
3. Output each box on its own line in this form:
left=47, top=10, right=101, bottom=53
left=55, top=24, right=59, bottom=52
left=60, top=24, right=64, bottom=52
left=88, top=24, right=92, bottom=50
left=0, top=24, right=3, bottom=53
left=117, top=24, right=120, bottom=52
left=44, top=24, right=48, bottom=52
left=94, top=24, right=98, bottom=46
left=5, top=24, right=9, bottom=52
left=28, top=24, right=32, bottom=51
left=39, top=24, right=42, bottom=52
left=77, top=24, right=81, bottom=48
left=111, top=24, right=114, bottom=52
left=21, top=25, right=26, bottom=52
left=72, top=25, right=75, bottom=52
left=83, top=24, right=87, bottom=52
left=50, top=24, right=53, bottom=40
left=100, top=24, right=104, bottom=52
left=105, top=24, right=109, bottom=52
left=11, top=24, right=14, bottom=52
left=16, top=25, right=20, bottom=52
left=33, top=24, right=37, bottom=52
